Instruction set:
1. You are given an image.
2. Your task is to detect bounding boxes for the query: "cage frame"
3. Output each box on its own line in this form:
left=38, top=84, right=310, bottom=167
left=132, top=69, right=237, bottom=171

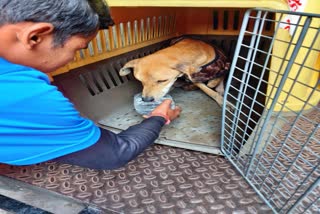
left=222, top=8, right=320, bottom=213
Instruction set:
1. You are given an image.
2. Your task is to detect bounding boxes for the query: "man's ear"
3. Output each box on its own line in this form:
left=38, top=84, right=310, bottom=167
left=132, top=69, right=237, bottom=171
left=17, top=23, right=54, bottom=49
left=119, top=59, right=140, bottom=76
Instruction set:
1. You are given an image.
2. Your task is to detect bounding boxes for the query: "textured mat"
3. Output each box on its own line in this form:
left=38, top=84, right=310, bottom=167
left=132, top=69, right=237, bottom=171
left=0, top=145, right=272, bottom=214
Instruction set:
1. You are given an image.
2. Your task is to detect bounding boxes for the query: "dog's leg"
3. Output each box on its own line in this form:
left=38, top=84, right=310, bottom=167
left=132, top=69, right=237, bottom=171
left=207, top=77, right=222, bottom=88
left=215, top=81, right=225, bottom=96
left=194, top=82, right=223, bottom=107
left=181, top=84, right=199, bottom=91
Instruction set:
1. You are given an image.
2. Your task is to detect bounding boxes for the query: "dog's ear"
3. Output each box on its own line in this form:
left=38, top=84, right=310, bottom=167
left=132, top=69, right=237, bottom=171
left=173, top=63, right=199, bottom=80
left=119, top=59, right=139, bottom=76
left=174, top=63, right=199, bottom=74
left=174, top=63, right=189, bottom=74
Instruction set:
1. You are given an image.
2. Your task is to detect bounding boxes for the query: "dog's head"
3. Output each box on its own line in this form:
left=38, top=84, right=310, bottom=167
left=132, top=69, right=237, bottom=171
left=119, top=56, right=194, bottom=102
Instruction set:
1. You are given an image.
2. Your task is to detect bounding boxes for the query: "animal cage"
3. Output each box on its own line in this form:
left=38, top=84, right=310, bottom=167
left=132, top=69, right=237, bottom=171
left=1, top=1, right=319, bottom=214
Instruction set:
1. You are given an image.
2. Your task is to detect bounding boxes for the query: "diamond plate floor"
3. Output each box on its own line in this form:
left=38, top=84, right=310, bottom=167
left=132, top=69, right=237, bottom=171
left=0, top=145, right=272, bottom=214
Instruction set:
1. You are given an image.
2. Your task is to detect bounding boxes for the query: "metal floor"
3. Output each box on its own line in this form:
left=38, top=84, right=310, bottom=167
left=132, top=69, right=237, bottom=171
left=0, top=145, right=271, bottom=214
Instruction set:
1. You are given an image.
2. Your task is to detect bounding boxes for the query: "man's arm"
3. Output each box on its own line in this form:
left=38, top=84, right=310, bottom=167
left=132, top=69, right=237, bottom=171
left=99, top=116, right=166, bottom=167
left=54, top=100, right=181, bottom=169
left=54, top=116, right=166, bottom=169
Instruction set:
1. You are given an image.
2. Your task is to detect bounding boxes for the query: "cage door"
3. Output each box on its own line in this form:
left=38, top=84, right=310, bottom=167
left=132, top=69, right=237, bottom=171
left=222, top=8, right=320, bottom=214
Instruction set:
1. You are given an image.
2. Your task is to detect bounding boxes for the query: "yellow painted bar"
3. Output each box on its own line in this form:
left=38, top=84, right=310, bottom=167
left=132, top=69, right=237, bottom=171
left=106, top=0, right=288, bottom=10
left=50, top=35, right=177, bottom=76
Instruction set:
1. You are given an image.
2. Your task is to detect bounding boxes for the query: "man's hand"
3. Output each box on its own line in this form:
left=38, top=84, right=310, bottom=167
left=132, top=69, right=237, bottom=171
left=144, top=99, right=182, bottom=124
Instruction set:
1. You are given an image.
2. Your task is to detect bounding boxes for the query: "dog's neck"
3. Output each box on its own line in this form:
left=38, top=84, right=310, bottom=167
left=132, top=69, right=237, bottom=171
left=199, top=46, right=219, bottom=69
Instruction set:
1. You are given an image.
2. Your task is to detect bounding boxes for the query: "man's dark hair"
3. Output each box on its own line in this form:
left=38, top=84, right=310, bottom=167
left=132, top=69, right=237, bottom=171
left=0, top=0, right=100, bottom=46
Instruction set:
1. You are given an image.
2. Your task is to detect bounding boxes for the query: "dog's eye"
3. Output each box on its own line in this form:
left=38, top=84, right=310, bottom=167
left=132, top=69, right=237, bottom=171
left=157, top=79, right=168, bottom=83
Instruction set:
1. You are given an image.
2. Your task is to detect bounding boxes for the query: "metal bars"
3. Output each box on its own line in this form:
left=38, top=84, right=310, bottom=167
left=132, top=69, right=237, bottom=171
left=222, top=8, right=320, bottom=214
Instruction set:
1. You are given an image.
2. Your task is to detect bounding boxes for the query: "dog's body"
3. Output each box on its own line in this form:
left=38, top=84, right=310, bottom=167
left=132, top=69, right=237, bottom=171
left=119, top=38, right=230, bottom=105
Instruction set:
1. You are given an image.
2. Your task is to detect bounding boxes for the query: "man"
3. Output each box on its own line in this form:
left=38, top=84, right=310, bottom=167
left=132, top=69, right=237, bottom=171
left=0, top=0, right=181, bottom=170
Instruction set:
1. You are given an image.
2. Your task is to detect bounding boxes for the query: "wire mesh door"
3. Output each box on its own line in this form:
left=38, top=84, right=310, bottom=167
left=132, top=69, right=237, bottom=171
left=222, top=8, right=320, bottom=214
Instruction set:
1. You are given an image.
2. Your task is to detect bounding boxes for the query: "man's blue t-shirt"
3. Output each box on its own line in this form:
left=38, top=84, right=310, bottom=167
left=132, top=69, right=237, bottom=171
left=0, top=58, right=101, bottom=165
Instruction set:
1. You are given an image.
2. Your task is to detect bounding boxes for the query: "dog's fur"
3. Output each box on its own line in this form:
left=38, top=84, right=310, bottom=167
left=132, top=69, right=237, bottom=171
left=119, top=38, right=230, bottom=104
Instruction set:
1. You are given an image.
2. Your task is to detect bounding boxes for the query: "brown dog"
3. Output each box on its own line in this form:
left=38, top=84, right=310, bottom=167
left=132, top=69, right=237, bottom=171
left=119, top=38, right=230, bottom=106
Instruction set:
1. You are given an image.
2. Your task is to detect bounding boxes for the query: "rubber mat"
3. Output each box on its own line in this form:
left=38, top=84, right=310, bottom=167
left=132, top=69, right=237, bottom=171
left=0, top=145, right=272, bottom=214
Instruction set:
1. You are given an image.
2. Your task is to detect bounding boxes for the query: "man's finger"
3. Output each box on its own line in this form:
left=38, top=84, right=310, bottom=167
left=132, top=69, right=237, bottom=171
left=158, top=99, right=172, bottom=109
left=174, top=106, right=182, bottom=111
left=170, top=106, right=182, bottom=117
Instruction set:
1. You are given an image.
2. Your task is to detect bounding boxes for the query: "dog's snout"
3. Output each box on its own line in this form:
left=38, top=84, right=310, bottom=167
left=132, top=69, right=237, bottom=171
left=142, top=96, right=155, bottom=102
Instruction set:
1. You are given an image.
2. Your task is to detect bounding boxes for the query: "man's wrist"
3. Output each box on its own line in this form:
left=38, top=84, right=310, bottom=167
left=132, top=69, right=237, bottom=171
left=148, top=113, right=170, bottom=125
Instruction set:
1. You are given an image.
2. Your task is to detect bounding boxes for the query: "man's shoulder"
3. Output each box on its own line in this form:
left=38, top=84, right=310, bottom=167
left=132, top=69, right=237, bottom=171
left=0, top=57, right=70, bottom=118
left=0, top=57, right=49, bottom=83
